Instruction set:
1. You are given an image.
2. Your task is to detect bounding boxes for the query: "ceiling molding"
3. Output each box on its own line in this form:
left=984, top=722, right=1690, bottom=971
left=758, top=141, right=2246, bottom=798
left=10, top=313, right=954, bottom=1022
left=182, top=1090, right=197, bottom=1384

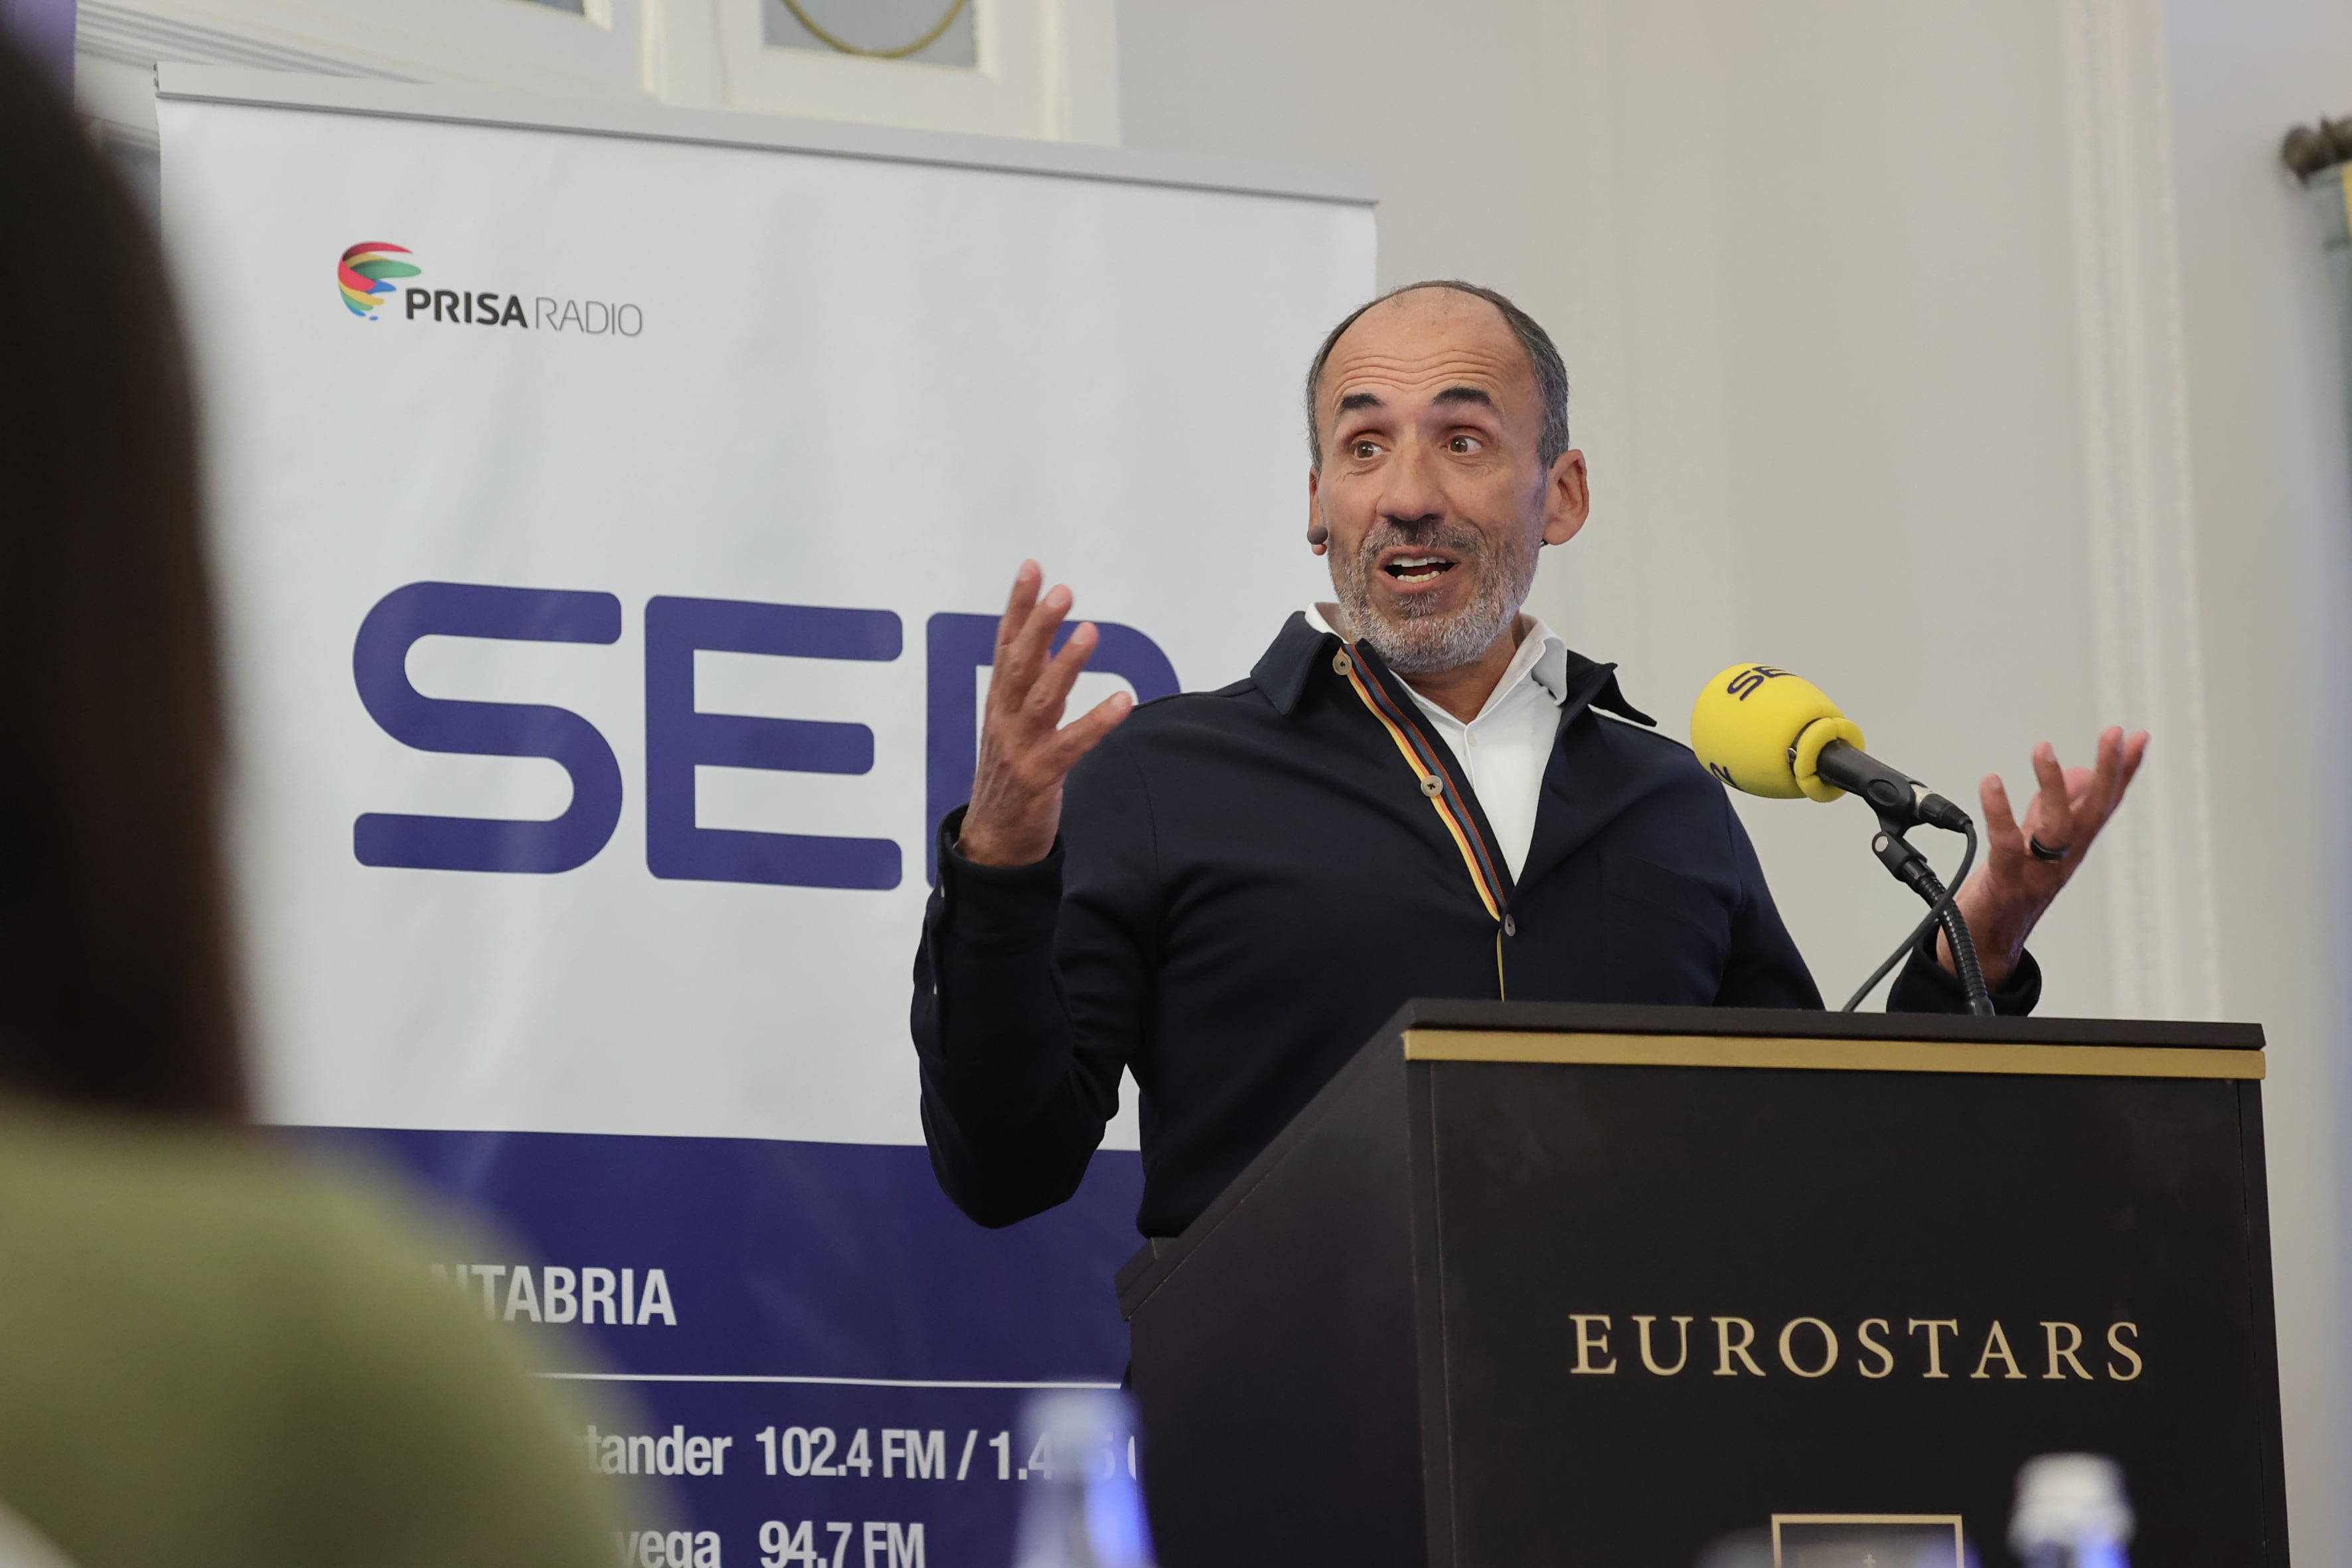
left=77, top=1, right=407, bottom=78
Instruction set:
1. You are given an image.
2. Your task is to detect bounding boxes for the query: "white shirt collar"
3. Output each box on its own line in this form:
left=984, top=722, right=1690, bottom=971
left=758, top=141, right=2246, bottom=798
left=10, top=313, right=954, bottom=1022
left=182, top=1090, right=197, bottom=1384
left=1306, top=602, right=1571, bottom=721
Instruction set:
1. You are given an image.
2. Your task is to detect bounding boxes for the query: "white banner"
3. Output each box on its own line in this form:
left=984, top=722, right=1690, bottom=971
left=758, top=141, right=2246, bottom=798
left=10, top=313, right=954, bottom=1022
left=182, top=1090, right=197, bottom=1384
left=161, top=72, right=1373, bottom=1557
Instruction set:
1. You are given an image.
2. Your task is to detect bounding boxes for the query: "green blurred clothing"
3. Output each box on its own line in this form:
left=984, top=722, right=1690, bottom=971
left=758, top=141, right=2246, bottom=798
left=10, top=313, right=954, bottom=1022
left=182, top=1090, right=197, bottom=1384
left=0, top=1101, right=623, bottom=1567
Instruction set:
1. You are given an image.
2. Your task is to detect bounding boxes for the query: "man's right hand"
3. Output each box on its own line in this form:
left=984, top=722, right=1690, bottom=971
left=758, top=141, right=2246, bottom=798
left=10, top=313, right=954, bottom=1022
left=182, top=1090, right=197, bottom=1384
left=955, top=562, right=1136, bottom=868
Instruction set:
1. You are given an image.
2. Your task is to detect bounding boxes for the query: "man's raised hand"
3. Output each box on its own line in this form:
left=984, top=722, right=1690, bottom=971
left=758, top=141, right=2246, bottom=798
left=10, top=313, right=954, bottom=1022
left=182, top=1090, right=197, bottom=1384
left=1946, top=725, right=2150, bottom=987
left=955, top=562, right=1136, bottom=868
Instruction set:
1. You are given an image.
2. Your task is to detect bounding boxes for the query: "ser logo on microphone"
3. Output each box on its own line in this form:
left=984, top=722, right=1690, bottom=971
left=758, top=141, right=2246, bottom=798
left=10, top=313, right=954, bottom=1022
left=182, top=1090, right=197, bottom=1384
left=1723, top=665, right=1792, bottom=701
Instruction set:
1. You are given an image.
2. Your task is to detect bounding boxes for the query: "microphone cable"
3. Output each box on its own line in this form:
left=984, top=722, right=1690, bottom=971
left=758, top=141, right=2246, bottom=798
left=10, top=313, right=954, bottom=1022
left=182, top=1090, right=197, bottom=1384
left=1842, top=821, right=1990, bottom=1015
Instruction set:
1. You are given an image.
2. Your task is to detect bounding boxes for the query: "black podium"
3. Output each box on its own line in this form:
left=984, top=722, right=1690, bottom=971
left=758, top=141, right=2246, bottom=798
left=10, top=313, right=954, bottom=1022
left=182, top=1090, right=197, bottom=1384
left=1115, top=1001, right=2286, bottom=1568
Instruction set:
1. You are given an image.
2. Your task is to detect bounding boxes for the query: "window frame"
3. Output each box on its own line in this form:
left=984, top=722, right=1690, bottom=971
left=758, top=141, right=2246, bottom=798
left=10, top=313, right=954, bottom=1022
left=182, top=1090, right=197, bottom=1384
left=652, top=0, right=1119, bottom=143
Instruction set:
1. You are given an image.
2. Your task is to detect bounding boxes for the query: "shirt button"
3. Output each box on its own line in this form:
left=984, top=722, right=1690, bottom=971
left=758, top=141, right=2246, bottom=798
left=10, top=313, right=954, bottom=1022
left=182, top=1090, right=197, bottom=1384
left=1419, top=774, right=1443, bottom=798
left=1503, top=914, right=1518, bottom=937
left=1332, top=651, right=1352, bottom=675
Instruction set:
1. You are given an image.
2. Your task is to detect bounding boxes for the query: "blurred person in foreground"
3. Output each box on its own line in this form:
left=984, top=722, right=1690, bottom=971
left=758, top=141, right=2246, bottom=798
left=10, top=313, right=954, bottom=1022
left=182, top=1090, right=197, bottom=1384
left=0, top=32, right=622, bottom=1568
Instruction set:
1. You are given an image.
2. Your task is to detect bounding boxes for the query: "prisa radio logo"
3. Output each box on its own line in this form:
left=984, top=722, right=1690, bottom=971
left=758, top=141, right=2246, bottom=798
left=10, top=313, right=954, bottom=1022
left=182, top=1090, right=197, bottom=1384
left=337, top=241, right=420, bottom=319
left=335, top=241, right=645, bottom=337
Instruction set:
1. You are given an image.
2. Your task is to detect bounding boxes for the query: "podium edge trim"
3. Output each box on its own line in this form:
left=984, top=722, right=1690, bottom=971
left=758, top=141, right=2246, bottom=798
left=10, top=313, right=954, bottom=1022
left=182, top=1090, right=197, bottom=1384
left=1400, top=1029, right=2266, bottom=1079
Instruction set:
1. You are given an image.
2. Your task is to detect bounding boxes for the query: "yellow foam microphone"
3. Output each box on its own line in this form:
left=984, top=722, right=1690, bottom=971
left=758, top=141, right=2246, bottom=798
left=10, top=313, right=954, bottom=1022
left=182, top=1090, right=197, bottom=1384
left=1688, top=664, right=1865, bottom=803
left=1693, top=664, right=1990, bottom=1015
left=1689, top=664, right=1970, bottom=831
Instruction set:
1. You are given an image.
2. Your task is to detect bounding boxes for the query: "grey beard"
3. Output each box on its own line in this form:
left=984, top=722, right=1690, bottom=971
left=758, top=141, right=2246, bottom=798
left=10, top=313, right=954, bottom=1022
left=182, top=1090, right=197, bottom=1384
left=1331, top=518, right=1541, bottom=676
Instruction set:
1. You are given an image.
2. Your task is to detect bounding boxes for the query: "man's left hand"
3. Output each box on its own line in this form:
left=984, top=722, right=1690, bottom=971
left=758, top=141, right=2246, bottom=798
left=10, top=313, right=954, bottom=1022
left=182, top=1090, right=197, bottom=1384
left=1943, top=726, right=2151, bottom=988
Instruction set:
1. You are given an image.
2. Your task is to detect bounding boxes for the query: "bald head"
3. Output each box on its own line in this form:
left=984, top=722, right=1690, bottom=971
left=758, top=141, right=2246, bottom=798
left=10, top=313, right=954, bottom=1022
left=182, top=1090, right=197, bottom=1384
left=1304, top=281, right=1570, bottom=473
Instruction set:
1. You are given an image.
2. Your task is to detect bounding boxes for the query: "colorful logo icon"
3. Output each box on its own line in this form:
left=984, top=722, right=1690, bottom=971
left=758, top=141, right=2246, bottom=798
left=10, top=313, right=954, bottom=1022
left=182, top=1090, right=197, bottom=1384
left=338, top=242, right=420, bottom=319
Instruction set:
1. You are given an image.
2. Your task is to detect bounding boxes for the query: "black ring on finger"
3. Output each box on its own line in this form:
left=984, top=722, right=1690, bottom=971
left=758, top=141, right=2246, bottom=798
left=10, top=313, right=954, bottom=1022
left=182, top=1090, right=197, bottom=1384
left=2029, top=836, right=2071, bottom=864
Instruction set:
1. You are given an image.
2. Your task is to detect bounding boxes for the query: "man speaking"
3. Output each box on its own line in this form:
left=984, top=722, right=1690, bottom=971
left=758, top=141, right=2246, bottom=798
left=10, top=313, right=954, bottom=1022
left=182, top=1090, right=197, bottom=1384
left=909, top=281, right=2147, bottom=1242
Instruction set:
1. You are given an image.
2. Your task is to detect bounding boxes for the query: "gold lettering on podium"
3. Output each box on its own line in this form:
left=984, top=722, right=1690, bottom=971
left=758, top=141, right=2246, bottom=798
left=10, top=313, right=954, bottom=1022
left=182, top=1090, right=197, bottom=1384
left=2041, top=1320, right=2094, bottom=1380
left=1569, top=1312, right=2147, bottom=1383
left=1569, top=1314, right=1617, bottom=1374
left=1855, top=1318, right=1895, bottom=1378
left=2107, top=1321, right=2144, bottom=1381
left=1713, top=1316, right=1766, bottom=1376
left=1907, top=1319, right=1959, bottom=1378
left=1776, top=1317, right=1839, bottom=1377
left=1970, top=1320, right=2027, bottom=1379
left=1633, top=1314, right=1693, bottom=1375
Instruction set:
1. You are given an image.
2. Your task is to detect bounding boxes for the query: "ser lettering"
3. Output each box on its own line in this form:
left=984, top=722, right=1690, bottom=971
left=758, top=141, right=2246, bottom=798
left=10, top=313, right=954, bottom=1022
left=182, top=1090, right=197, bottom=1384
left=352, top=583, right=1179, bottom=890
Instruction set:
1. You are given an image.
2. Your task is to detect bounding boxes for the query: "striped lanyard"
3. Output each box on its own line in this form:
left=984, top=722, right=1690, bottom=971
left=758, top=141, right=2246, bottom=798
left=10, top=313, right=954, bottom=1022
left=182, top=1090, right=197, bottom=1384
left=1330, top=641, right=1514, bottom=929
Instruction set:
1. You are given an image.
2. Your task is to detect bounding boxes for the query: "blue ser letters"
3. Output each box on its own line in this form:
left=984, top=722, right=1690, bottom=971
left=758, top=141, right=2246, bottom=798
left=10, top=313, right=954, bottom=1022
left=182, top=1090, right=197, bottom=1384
left=351, top=584, right=1177, bottom=886
left=353, top=582, right=625, bottom=874
left=644, top=597, right=904, bottom=891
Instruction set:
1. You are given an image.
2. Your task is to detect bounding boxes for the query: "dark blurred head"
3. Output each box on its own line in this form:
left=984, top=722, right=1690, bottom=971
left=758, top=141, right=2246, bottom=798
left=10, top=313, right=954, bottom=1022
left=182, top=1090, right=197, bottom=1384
left=0, top=32, right=245, bottom=1118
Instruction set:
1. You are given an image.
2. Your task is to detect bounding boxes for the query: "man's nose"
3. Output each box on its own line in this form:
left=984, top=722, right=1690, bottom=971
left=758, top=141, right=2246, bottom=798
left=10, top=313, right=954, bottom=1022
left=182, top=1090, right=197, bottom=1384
left=1379, top=437, right=1448, bottom=524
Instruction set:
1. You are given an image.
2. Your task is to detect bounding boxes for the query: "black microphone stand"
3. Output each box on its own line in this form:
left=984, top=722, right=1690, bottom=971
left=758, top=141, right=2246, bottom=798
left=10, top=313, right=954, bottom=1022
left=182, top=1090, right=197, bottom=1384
left=1864, top=816, right=1994, bottom=1017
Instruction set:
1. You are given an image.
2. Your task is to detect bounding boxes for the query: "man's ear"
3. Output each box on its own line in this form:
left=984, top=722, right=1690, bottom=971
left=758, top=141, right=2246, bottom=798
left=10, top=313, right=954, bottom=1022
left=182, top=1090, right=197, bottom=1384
left=1541, top=448, right=1591, bottom=547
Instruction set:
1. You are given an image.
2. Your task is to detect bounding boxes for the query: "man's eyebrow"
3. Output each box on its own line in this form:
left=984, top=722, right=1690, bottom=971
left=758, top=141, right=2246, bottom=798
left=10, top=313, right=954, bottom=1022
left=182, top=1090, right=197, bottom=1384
left=1337, top=391, right=1385, bottom=414
left=1433, top=385, right=1496, bottom=409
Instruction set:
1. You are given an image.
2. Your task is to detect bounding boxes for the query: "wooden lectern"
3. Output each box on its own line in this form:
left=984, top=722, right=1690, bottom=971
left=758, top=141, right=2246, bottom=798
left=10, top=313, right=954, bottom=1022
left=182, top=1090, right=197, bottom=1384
left=1115, top=1001, right=2285, bottom=1568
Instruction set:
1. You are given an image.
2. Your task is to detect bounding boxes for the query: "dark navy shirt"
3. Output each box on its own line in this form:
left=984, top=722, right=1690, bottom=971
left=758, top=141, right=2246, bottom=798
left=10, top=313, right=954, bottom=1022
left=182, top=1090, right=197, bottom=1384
left=910, top=613, right=2035, bottom=1238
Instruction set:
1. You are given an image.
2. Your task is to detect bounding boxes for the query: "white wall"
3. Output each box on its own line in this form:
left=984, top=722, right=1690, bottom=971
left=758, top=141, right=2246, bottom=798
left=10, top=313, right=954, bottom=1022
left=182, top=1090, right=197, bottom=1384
left=2164, top=1, right=2352, bottom=1556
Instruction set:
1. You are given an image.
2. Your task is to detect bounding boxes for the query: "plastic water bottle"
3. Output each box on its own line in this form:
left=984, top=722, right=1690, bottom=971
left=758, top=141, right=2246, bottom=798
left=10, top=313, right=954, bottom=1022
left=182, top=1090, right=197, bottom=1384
left=1010, top=1388, right=1155, bottom=1568
left=2010, top=1453, right=2134, bottom=1568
